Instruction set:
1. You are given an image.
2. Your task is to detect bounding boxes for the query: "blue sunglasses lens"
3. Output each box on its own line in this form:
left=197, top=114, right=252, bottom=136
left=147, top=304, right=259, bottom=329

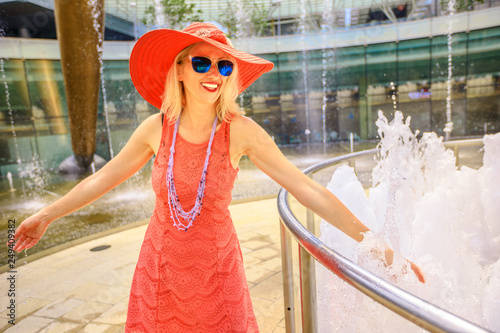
left=217, top=60, right=233, bottom=77
left=191, top=57, right=211, bottom=73
left=191, top=57, right=233, bottom=77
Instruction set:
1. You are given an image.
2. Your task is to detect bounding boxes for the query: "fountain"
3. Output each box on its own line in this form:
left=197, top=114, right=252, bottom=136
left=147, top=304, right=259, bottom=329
left=6, top=172, right=14, bottom=192
left=320, top=0, right=335, bottom=155
left=90, top=0, right=114, bottom=160
left=0, top=58, right=22, bottom=167
left=298, top=0, right=311, bottom=154
left=153, top=0, right=166, bottom=28
left=234, top=0, right=248, bottom=39
left=444, top=0, right=456, bottom=141
left=316, top=111, right=500, bottom=332
left=1, top=4, right=499, bottom=324
left=54, top=0, right=107, bottom=174
left=0, top=164, right=156, bottom=267
left=234, top=0, right=249, bottom=113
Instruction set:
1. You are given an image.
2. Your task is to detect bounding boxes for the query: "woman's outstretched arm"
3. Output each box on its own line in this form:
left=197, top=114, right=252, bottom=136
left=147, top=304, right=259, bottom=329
left=11, top=113, right=162, bottom=252
left=230, top=116, right=425, bottom=283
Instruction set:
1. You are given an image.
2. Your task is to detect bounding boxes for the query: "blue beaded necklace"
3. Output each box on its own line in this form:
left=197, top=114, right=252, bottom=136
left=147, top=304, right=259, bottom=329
left=166, top=115, right=218, bottom=231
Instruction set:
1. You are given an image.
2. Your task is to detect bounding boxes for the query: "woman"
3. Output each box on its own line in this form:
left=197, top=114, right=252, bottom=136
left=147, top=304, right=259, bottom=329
left=11, top=22, right=424, bottom=332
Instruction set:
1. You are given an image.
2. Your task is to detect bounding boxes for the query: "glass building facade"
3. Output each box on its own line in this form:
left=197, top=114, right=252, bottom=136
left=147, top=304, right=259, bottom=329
left=247, top=27, right=500, bottom=144
left=1, top=26, right=500, bottom=176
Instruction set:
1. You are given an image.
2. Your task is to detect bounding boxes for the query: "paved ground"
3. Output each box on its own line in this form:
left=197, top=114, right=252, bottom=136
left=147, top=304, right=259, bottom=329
left=0, top=197, right=287, bottom=333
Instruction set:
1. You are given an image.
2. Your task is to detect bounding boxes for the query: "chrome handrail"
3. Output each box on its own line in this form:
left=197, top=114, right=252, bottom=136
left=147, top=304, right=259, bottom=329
left=278, top=139, right=490, bottom=333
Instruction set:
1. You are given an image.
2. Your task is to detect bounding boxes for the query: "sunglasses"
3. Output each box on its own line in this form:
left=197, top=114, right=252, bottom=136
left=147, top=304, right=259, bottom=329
left=190, top=56, right=234, bottom=77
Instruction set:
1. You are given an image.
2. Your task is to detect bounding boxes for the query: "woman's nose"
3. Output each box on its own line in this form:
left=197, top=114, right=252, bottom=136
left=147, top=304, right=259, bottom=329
left=207, top=62, right=219, bottom=76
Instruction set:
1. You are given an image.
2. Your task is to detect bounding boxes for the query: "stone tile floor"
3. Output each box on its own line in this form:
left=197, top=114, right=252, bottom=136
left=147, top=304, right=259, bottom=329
left=0, top=197, right=286, bottom=333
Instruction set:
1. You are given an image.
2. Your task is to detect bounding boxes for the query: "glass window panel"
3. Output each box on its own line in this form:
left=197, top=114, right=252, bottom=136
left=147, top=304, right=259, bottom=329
left=398, top=38, right=431, bottom=84
left=101, top=60, right=139, bottom=141
left=431, top=33, right=467, bottom=82
left=0, top=60, right=35, bottom=166
left=0, top=59, right=32, bottom=165
left=336, top=45, right=364, bottom=139
left=0, top=59, right=31, bottom=121
left=468, top=27, right=500, bottom=77
left=466, top=27, right=500, bottom=135
left=397, top=38, right=432, bottom=133
left=25, top=60, right=68, bottom=137
left=366, top=42, right=397, bottom=88
left=35, top=116, right=73, bottom=170
left=337, top=46, right=365, bottom=89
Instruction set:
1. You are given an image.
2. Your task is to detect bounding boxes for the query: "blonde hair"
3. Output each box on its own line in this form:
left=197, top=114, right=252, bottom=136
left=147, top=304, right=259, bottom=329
left=160, top=42, right=244, bottom=122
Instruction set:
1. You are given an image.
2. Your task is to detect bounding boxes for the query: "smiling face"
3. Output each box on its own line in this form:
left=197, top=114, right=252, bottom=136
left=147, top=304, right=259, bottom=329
left=177, top=42, right=234, bottom=109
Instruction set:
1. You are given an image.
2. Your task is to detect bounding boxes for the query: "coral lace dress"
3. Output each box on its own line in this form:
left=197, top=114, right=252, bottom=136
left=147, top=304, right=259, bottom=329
left=125, top=115, right=259, bottom=332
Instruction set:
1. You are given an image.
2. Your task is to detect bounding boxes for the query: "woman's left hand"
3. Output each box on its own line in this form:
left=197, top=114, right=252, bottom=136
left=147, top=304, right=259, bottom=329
left=385, top=248, right=425, bottom=283
left=408, top=261, right=425, bottom=283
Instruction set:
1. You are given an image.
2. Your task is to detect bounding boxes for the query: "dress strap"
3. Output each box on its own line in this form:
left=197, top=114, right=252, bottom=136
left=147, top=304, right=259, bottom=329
left=223, top=116, right=235, bottom=146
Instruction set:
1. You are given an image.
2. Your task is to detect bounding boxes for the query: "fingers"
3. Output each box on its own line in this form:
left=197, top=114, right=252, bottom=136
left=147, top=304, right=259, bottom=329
left=14, top=239, right=29, bottom=253
left=410, top=262, right=426, bottom=284
left=10, top=223, right=27, bottom=248
left=13, top=234, right=27, bottom=252
left=384, top=247, right=394, bottom=266
left=24, top=238, right=39, bottom=251
left=7, top=223, right=20, bottom=247
left=13, top=222, right=25, bottom=240
left=13, top=234, right=39, bottom=253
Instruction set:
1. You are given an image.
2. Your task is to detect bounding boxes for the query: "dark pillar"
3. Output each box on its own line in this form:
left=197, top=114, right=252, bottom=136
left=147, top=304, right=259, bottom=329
left=54, top=0, right=105, bottom=173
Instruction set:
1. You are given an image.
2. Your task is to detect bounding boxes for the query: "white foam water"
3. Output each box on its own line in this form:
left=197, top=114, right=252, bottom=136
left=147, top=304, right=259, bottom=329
left=316, top=110, right=500, bottom=332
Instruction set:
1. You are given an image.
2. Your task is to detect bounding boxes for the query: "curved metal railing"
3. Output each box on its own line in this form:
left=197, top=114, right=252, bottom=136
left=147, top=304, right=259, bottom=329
left=277, top=138, right=491, bottom=333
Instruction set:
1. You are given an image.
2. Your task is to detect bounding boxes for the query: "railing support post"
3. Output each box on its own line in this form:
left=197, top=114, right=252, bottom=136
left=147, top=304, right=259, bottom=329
left=299, top=244, right=317, bottom=332
left=280, top=219, right=296, bottom=332
left=304, top=176, right=318, bottom=332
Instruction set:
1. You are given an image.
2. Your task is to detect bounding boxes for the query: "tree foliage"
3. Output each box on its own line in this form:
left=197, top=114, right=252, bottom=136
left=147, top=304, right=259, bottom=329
left=221, top=0, right=271, bottom=38
left=440, top=0, right=485, bottom=12
left=143, top=0, right=202, bottom=29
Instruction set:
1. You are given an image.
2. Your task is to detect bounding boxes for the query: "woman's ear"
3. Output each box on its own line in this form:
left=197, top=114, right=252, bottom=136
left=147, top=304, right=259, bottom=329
left=176, top=63, right=183, bottom=81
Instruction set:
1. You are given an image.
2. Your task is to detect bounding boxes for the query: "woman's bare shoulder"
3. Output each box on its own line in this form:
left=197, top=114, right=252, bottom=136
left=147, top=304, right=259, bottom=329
left=134, top=112, right=162, bottom=135
left=230, top=115, right=272, bottom=152
left=141, top=112, right=163, bottom=127
left=128, top=112, right=163, bottom=152
left=230, top=114, right=261, bottom=134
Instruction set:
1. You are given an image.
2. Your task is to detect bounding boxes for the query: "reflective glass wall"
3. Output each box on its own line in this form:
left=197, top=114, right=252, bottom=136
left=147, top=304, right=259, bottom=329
left=0, top=59, right=156, bottom=176
left=247, top=26, right=500, bottom=144
left=1, top=27, right=499, bottom=176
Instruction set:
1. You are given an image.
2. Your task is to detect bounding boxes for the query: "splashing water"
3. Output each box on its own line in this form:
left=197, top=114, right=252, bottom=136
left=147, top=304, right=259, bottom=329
left=321, top=0, right=335, bottom=154
left=234, top=0, right=248, bottom=111
left=445, top=0, right=456, bottom=140
left=153, top=0, right=166, bottom=28
left=89, top=0, right=114, bottom=159
left=18, top=155, right=50, bottom=194
left=234, top=0, right=247, bottom=39
left=1, top=58, right=22, bottom=166
left=390, top=81, right=397, bottom=111
left=317, top=110, right=500, bottom=332
left=298, top=0, right=311, bottom=154
left=7, top=172, right=14, bottom=191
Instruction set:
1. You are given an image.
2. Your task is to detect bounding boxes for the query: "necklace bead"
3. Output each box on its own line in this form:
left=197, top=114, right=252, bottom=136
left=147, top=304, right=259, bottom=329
left=166, top=115, right=218, bottom=231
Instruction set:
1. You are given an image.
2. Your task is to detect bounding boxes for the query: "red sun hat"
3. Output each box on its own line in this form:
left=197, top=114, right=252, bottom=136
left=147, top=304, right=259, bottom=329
left=129, top=22, right=274, bottom=109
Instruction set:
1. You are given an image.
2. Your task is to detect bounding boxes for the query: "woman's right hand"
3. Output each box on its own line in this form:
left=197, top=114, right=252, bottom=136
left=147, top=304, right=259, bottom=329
left=10, top=214, right=51, bottom=252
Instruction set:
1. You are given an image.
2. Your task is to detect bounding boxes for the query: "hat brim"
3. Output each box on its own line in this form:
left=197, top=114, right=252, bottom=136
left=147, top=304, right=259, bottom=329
left=129, top=29, right=274, bottom=110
